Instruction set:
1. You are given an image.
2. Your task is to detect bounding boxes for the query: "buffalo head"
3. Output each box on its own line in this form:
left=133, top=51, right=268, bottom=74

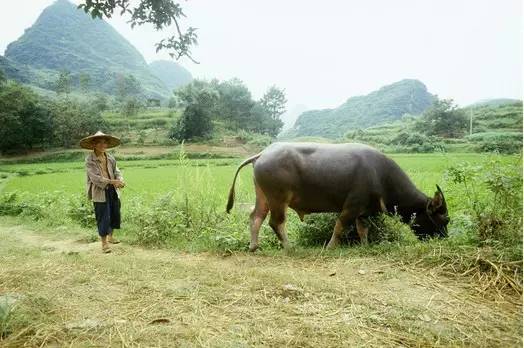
left=412, top=185, right=450, bottom=239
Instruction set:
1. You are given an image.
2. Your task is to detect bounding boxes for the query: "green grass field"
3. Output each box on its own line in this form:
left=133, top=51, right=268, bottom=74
left=1, top=152, right=515, bottom=202
left=0, top=151, right=520, bottom=252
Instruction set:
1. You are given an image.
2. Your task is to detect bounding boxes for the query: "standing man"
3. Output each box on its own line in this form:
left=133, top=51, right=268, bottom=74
left=80, top=131, right=125, bottom=253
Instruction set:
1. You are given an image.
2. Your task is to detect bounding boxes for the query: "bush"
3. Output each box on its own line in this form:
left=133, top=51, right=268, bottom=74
left=132, top=193, right=193, bottom=246
left=296, top=213, right=343, bottom=246
left=476, top=140, right=522, bottom=154
left=0, top=193, right=24, bottom=216
left=446, top=159, right=522, bottom=249
left=295, top=212, right=417, bottom=247
left=67, top=194, right=96, bottom=227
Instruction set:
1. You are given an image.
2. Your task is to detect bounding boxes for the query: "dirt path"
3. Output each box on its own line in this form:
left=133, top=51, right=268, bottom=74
left=0, top=222, right=521, bottom=347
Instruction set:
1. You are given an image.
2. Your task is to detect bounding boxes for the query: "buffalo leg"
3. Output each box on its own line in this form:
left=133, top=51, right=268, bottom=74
left=327, top=209, right=356, bottom=249
left=249, top=184, right=269, bottom=252
left=356, top=217, right=369, bottom=244
left=268, top=205, right=290, bottom=249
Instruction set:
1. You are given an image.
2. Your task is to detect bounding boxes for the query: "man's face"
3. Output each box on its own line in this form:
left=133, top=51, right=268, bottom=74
left=94, top=139, right=108, bottom=153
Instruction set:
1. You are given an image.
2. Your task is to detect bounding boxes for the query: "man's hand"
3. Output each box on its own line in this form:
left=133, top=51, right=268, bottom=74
left=111, top=179, right=125, bottom=188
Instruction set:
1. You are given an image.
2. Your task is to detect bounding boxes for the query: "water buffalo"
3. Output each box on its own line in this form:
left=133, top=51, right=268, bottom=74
left=226, top=142, right=449, bottom=251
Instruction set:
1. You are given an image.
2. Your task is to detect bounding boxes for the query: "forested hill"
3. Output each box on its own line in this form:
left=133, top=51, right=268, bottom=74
left=149, top=60, right=193, bottom=91
left=1, top=0, right=190, bottom=99
left=285, top=79, right=435, bottom=139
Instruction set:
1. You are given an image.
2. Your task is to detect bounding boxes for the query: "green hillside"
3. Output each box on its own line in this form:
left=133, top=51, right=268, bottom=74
left=2, top=0, right=170, bottom=99
left=345, top=100, right=522, bottom=153
left=149, top=60, right=193, bottom=92
left=285, top=79, right=435, bottom=139
left=469, top=98, right=522, bottom=108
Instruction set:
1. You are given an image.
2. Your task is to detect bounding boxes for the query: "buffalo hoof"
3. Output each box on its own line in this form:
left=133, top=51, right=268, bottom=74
left=248, top=244, right=259, bottom=252
left=326, top=240, right=340, bottom=249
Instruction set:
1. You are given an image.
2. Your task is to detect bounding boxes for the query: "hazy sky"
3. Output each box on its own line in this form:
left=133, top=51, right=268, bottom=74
left=1, top=0, right=522, bottom=110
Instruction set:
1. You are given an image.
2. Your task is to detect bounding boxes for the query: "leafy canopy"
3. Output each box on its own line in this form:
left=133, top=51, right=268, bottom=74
left=418, top=99, right=468, bottom=138
left=78, top=0, right=198, bottom=62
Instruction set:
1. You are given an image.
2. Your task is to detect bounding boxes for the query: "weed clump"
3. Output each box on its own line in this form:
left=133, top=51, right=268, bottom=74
left=296, top=213, right=417, bottom=247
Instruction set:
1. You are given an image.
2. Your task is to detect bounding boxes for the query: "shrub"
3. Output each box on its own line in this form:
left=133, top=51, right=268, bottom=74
left=132, top=193, right=192, bottom=246
left=476, top=140, right=522, bottom=154
left=0, top=193, right=24, bottom=216
left=446, top=159, right=522, bottom=249
left=295, top=212, right=417, bottom=247
left=67, top=194, right=96, bottom=227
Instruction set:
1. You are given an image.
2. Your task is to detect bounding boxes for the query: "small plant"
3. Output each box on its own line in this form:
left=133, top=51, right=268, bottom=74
left=446, top=159, right=522, bottom=247
left=137, top=130, right=146, bottom=146
left=295, top=212, right=416, bottom=247
left=0, top=193, right=24, bottom=216
left=0, top=297, right=15, bottom=339
left=67, top=194, right=96, bottom=227
left=132, top=193, right=192, bottom=246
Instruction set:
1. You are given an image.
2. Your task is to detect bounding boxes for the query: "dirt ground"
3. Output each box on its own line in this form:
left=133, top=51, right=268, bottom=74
left=0, top=221, right=521, bottom=347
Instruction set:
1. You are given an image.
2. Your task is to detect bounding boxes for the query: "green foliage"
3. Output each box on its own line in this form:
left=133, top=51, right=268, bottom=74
left=465, top=131, right=522, bottom=154
left=116, top=74, right=142, bottom=100
left=120, top=97, right=143, bottom=119
left=344, top=100, right=522, bottom=154
left=132, top=193, right=193, bottom=246
left=92, top=93, right=110, bottom=112
left=366, top=214, right=418, bottom=244
left=417, top=99, right=468, bottom=138
left=0, top=192, right=24, bottom=216
left=49, top=97, right=108, bottom=148
left=170, top=83, right=218, bottom=141
left=259, top=86, right=286, bottom=136
left=78, top=0, right=198, bottom=62
left=295, top=213, right=417, bottom=247
left=295, top=213, right=342, bottom=246
left=170, top=104, right=214, bottom=141
left=67, top=195, right=96, bottom=227
left=0, top=296, right=15, bottom=339
left=234, top=130, right=273, bottom=147
left=78, top=72, right=91, bottom=93
left=446, top=159, right=522, bottom=250
left=167, top=96, right=179, bottom=109
left=0, top=82, right=52, bottom=154
left=54, top=70, right=72, bottom=95
left=171, top=79, right=285, bottom=140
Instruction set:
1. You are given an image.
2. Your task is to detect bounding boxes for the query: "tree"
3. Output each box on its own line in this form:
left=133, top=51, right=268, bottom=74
left=78, top=0, right=198, bottom=62
left=250, top=102, right=284, bottom=137
left=418, top=99, right=468, bottom=138
left=215, top=79, right=255, bottom=130
left=116, top=74, right=142, bottom=101
left=259, top=86, right=286, bottom=136
left=92, top=93, right=110, bottom=112
left=168, top=96, right=180, bottom=109
left=55, top=70, right=72, bottom=95
left=50, top=98, right=107, bottom=148
left=170, top=104, right=214, bottom=141
left=0, top=82, right=52, bottom=153
left=0, top=69, right=6, bottom=85
left=260, top=86, right=287, bottom=120
left=170, top=83, right=218, bottom=141
left=79, top=73, right=91, bottom=93
left=121, top=97, right=143, bottom=130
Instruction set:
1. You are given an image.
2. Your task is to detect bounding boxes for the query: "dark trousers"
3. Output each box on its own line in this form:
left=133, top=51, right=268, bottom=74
left=93, top=185, right=121, bottom=237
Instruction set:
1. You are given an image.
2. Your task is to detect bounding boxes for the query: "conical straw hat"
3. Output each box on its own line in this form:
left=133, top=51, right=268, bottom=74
left=79, top=131, right=121, bottom=150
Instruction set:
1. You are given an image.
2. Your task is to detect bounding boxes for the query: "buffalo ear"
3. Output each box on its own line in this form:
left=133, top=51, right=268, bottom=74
left=429, top=187, right=444, bottom=212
